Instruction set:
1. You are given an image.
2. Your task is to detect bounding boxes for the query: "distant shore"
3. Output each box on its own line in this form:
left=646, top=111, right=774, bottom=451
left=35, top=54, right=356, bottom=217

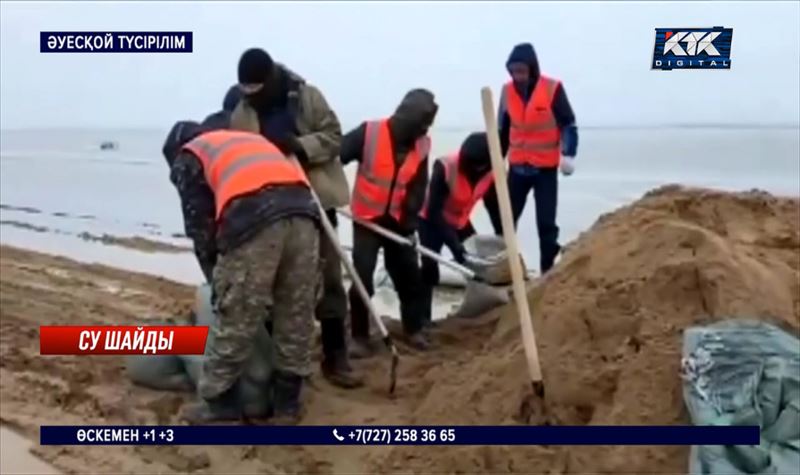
left=2, top=123, right=799, bottom=134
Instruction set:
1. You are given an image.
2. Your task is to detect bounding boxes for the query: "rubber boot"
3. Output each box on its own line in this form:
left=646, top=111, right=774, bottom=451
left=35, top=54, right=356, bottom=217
left=180, top=385, right=241, bottom=425
left=320, top=319, right=364, bottom=388
left=405, top=331, right=432, bottom=351
left=349, top=336, right=377, bottom=360
left=270, top=370, right=304, bottom=425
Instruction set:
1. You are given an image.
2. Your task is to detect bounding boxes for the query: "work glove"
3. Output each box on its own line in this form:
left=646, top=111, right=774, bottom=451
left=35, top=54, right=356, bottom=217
left=272, top=133, right=305, bottom=160
left=560, top=156, right=575, bottom=176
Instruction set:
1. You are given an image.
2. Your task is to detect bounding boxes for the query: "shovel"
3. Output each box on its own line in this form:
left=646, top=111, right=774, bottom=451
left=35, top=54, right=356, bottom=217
left=336, top=209, right=513, bottom=310
left=480, top=86, right=546, bottom=423
left=304, top=189, right=400, bottom=395
left=337, top=209, right=480, bottom=281
left=287, top=155, right=399, bottom=394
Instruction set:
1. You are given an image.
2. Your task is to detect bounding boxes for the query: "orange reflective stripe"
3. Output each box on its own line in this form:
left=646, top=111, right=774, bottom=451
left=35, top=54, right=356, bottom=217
left=510, top=119, right=558, bottom=132
left=216, top=152, right=286, bottom=187
left=358, top=170, right=395, bottom=188
left=509, top=140, right=560, bottom=151
left=352, top=190, right=389, bottom=214
left=188, top=135, right=262, bottom=162
left=183, top=131, right=309, bottom=220
left=361, top=121, right=382, bottom=168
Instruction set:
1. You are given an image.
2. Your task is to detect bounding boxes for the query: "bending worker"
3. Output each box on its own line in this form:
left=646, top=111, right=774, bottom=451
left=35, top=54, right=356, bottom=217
left=418, top=132, right=502, bottom=327
left=498, top=42, right=579, bottom=274
left=339, top=89, right=439, bottom=357
left=223, top=48, right=362, bottom=389
left=162, top=121, right=320, bottom=425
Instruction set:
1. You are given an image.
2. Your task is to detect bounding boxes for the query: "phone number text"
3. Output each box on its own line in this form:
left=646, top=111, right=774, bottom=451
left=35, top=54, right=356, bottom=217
left=350, top=428, right=456, bottom=444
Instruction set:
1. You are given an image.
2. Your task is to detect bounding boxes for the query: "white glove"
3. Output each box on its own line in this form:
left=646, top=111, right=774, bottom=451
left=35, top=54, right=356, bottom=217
left=560, top=156, right=575, bottom=176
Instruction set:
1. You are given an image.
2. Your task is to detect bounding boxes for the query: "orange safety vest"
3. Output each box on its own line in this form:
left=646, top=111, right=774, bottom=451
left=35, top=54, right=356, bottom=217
left=182, top=130, right=310, bottom=221
left=351, top=119, right=430, bottom=221
left=420, top=153, right=494, bottom=230
left=505, top=75, right=562, bottom=168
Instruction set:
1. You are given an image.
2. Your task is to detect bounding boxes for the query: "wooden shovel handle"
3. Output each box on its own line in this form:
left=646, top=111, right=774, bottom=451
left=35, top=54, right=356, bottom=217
left=480, top=87, right=544, bottom=384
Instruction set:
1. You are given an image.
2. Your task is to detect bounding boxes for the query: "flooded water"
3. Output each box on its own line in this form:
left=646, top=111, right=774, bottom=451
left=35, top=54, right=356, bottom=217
left=1, top=126, right=799, bottom=276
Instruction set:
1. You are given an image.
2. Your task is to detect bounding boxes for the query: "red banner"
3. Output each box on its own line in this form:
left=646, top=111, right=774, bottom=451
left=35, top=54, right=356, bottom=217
left=39, top=326, right=208, bottom=355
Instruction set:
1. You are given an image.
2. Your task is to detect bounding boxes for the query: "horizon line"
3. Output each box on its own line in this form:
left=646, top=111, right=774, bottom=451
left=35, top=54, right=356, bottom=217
left=1, top=123, right=799, bottom=132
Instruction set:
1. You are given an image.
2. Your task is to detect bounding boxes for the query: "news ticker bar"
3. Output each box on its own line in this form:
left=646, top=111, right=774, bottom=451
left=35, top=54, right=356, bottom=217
left=40, top=426, right=759, bottom=446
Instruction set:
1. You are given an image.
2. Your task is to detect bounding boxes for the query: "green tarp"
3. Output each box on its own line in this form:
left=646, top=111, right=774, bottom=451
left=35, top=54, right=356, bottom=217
left=682, top=320, right=800, bottom=474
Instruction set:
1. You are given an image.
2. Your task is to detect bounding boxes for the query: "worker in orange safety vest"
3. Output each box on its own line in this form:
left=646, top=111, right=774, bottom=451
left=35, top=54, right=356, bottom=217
left=417, top=132, right=503, bottom=327
left=339, top=89, right=438, bottom=357
left=498, top=42, right=579, bottom=274
left=162, top=122, right=321, bottom=425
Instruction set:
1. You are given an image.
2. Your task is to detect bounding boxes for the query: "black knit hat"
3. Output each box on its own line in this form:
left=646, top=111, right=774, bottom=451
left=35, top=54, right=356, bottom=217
left=238, top=48, right=274, bottom=84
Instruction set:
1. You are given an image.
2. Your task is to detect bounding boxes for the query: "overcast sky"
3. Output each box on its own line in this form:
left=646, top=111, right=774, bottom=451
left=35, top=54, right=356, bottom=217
left=1, top=1, right=798, bottom=129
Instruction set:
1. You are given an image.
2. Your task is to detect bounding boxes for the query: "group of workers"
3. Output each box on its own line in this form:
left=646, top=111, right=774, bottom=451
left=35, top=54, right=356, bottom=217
left=161, top=42, right=578, bottom=424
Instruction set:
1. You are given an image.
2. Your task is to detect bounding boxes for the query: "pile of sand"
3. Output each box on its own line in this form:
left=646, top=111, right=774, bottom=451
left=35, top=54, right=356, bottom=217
left=376, top=185, right=800, bottom=473
left=1, top=185, right=798, bottom=474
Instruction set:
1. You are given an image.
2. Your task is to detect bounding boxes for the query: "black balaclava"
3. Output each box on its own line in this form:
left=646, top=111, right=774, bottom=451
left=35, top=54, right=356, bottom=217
left=458, top=132, right=492, bottom=182
left=237, top=48, right=286, bottom=112
left=388, top=88, right=438, bottom=148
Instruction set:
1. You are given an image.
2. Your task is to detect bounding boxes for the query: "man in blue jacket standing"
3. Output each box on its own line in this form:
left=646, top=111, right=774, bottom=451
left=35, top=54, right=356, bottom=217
left=498, top=42, right=579, bottom=274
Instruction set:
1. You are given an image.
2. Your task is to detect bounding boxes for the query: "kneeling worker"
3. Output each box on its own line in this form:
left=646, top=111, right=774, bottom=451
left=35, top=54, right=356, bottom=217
left=339, top=89, right=438, bottom=356
left=162, top=121, right=321, bottom=424
left=418, top=132, right=502, bottom=326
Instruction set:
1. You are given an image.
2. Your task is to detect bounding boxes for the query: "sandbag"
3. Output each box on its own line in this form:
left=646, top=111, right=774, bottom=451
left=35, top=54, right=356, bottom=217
left=448, top=235, right=513, bottom=320
left=447, top=279, right=510, bottom=320
left=125, top=350, right=193, bottom=391
left=125, top=284, right=275, bottom=417
left=681, top=320, right=800, bottom=475
left=463, top=235, right=527, bottom=286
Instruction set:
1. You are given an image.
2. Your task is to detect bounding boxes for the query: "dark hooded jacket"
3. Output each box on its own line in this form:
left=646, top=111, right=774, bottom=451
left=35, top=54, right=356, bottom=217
left=498, top=43, right=578, bottom=162
left=161, top=119, right=319, bottom=282
left=339, top=89, right=438, bottom=234
left=421, top=132, right=503, bottom=262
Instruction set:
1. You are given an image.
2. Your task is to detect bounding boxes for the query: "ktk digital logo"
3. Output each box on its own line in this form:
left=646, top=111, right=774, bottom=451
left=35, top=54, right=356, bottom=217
left=652, top=27, right=733, bottom=71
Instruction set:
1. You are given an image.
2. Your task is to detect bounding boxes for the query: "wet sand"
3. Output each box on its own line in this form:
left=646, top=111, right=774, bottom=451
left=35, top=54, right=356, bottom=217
left=1, top=218, right=191, bottom=253
left=0, top=426, right=61, bottom=474
left=0, top=244, right=498, bottom=474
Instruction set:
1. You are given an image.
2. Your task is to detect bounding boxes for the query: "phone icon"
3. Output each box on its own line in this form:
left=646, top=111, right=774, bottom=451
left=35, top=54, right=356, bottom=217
left=332, top=429, right=344, bottom=442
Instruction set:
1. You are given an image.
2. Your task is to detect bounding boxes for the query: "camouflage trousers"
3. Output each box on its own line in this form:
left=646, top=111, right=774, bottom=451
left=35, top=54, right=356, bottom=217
left=198, top=216, right=321, bottom=400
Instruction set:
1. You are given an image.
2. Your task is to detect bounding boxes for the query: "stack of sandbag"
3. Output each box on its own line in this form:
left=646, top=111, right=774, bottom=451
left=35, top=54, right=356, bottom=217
left=125, top=284, right=274, bottom=418
left=681, top=320, right=800, bottom=475
left=447, top=235, right=517, bottom=320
